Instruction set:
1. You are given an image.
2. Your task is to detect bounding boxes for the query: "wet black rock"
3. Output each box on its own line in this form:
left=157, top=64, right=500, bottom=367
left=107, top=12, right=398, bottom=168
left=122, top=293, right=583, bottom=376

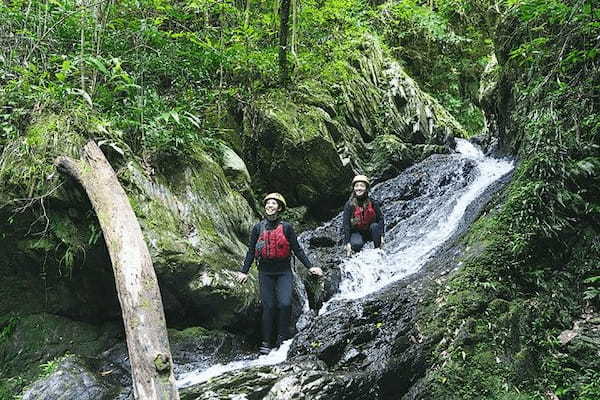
left=297, top=154, right=479, bottom=310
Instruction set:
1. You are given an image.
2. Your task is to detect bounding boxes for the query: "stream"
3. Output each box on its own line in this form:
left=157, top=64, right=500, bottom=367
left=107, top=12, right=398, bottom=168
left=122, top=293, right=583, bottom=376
left=176, top=139, right=514, bottom=391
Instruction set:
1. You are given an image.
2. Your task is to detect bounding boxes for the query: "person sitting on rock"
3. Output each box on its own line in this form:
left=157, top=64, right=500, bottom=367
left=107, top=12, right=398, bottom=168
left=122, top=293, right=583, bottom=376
left=343, top=175, right=385, bottom=256
left=237, top=192, right=323, bottom=355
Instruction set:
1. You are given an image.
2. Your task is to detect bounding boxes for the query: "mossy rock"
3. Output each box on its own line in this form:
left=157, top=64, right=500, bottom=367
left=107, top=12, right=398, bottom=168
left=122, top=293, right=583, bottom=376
left=0, top=313, right=120, bottom=395
left=20, top=354, right=122, bottom=400
left=242, top=92, right=354, bottom=216
left=121, top=148, right=260, bottom=329
left=446, top=289, right=489, bottom=319
left=239, top=37, right=463, bottom=216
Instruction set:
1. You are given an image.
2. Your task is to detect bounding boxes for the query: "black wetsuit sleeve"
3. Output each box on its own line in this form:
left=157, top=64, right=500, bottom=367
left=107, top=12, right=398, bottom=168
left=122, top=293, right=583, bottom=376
left=240, top=223, right=260, bottom=273
left=284, top=223, right=313, bottom=269
left=342, top=201, right=352, bottom=244
left=374, top=200, right=385, bottom=235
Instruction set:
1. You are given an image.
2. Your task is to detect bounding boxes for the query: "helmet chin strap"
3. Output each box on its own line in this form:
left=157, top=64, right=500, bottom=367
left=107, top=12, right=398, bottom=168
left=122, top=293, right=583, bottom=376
left=266, top=212, right=279, bottom=221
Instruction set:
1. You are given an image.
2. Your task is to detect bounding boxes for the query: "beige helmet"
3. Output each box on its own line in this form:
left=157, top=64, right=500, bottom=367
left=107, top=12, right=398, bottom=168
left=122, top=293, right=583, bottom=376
left=264, top=192, right=287, bottom=211
left=352, top=175, right=370, bottom=189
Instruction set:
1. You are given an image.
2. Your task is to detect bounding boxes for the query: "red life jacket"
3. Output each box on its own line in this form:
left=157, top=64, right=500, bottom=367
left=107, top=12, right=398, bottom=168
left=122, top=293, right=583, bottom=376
left=255, top=222, right=291, bottom=260
left=351, top=201, right=377, bottom=231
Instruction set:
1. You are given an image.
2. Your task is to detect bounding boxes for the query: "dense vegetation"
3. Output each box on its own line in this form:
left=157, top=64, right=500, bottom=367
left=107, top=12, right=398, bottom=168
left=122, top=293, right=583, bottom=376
left=1, top=0, right=598, bottom=398
left=421, top=0, right=600, bottom=398
left=0, top=0, right=488, bottom=275
left=0, top=0, right=488, bottom=167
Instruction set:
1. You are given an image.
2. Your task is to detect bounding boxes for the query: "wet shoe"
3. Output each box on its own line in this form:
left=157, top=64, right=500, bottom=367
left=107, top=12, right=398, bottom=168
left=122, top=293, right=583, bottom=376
left=258, top=342, right=271, bottom=355
left=275, top=335, right=288, bottom=348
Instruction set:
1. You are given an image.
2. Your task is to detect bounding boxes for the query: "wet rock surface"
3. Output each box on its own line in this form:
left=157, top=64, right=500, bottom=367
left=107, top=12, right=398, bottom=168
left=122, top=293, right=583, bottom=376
left=179, top=357, right=377, bottom=400
left=182, top=150, right=513, bottom=399
left=296, top=154, right=479, bottom=309
left=21, top=355, right=121, bottom=400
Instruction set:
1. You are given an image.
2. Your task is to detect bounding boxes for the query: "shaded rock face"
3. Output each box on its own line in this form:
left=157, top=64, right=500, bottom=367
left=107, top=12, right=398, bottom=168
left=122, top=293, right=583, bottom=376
left=239, top=37, right=464, bottom=217
left=0, top=236, right=120, bottom=321
left=21, top=355, right=120, bottom=400
left=0, top=313, right=122, bottom=395
left=0, top=117, right=260, bottom=330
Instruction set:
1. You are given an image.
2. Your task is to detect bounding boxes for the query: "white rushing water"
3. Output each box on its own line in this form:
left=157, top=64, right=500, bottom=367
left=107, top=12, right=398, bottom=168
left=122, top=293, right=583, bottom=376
left=321, top=139, right=513, bottom=309
left=176, top=139, right=514, bottom=388
left=176, top=340, right=292, bottom=389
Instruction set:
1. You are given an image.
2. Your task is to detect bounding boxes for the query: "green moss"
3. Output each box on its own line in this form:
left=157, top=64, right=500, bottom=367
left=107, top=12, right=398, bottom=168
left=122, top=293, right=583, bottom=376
left=153, top=354, right=171, bottom=373
left=0, top=113, right=87, bottom=201
left=446, top=290, right=489, bottom=319
left=168, top=326, right=210, bottom=341
left=0, top=314, right=119, bottom=396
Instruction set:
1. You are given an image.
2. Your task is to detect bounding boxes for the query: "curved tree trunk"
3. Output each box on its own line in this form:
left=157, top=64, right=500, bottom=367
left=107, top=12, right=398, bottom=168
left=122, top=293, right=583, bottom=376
left=55, top=141, right=179, bottom=400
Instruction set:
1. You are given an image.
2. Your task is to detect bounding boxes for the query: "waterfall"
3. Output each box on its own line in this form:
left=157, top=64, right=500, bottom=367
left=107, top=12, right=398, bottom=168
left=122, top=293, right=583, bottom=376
left=176, top=139, right=514, bottom=388
left=321, top=139, right=513, bottom=308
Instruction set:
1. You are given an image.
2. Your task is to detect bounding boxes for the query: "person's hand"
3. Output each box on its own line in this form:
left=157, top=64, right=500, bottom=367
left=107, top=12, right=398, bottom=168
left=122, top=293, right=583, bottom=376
left=236, top=272, right=248, bottom=284
left=345, top=243, right=352, bottom=257
left=309, top=267, right=323, bottom=277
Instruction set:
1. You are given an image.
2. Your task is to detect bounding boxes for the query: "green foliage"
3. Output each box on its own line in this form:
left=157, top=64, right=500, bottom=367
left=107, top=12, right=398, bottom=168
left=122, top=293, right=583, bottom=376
left=38, top=359, right=59, bottom=377
left=374, top=0, right=490, bottom=133
left=0, top=377, right=23, bottom=400
left=583, top=276, right=600, bottom=304
left=0, top=316, right=18, bottom=345
left=421, top=0, right=600, bottom=398
left=506, top=0, right=600, bottom=76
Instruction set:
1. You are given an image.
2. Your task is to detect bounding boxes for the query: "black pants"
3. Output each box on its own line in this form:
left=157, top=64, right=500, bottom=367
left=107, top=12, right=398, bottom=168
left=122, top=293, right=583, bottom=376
left=350, top=222, right=383, bottom=252
left=259, top=270, right=293, bottom=345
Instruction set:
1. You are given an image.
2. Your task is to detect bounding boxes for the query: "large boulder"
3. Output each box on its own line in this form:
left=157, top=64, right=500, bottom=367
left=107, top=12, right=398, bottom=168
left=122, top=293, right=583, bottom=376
left=121, top=148, right=259, bottom=329
left=0, top=113, right=261, bottom=330
left=0, top=313, right=121, bottom=395
left=20, top=355, right=122, bottom=400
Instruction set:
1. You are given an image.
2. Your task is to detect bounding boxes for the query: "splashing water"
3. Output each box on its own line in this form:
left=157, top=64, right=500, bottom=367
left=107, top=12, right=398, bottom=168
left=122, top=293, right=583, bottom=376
left=176, top=340, right=292, bottom=389
left=176, top=139, right=513, bottom=387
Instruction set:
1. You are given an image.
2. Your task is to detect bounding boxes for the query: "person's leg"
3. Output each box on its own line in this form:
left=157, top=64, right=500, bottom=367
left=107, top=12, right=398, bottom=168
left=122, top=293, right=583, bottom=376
left=259, top=272, right=276, bottom=352
left=369, top=222, right=382, bottom=248
left=274, top=271, right=293, bottom=346
left=350, top=231, right=365, bottom=252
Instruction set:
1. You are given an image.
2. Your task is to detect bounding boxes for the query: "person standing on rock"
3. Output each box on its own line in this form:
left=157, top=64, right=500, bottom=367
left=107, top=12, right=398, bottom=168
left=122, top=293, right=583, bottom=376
left=343, top=175, right=385, bottom=256
left=237, top=192, right=323, bottom=355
